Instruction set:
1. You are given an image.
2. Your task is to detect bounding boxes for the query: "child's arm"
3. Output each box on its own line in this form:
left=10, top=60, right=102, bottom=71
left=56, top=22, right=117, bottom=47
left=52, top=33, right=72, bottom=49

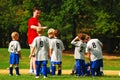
left=18, top=51, right=22, bottom=59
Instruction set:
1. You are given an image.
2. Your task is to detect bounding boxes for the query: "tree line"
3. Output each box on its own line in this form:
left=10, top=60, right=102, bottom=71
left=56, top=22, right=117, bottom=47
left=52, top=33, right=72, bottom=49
left=0, top=0, right=120, bottom=53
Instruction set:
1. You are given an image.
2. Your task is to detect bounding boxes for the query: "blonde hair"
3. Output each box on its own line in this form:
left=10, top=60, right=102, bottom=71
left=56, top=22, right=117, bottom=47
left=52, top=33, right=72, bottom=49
left=37, top=27, right=44, bottom=34
left=48, top=28, right=55, bottom=34
left=11, top=32, right=19, bottom=39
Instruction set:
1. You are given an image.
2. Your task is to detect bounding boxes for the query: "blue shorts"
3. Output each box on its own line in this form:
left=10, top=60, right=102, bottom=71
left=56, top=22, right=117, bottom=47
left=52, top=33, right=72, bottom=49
left=76, top=59, right=85, bottom=67
left=36, top=61, right=48, bottom=66
left=91, top=59, right=103, bottom=68
left=9, top=53, right=19, bottom=64
left=51, top=61, right=62, bottom=65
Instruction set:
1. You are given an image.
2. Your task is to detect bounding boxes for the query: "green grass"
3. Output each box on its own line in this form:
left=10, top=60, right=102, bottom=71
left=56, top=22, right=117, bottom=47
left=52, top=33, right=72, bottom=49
left=0, top=48, right=120, bottom=80
left=0, top=74, right=120, bottom=80
left=0, top=48, right=120, bottom=70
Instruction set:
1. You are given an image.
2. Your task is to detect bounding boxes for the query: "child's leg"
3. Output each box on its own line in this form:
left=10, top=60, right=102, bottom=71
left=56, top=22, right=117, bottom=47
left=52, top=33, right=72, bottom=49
left=51, top=63, right=56, bottom=75
left=15, top=64, right=20, bottom=75
left=42, top=61, right=47, bottom=77
left=9, top=64, right=13, bottom=76
left=58, top=65, right=62, bottom=75
left=91, top=68, right=95, bottom=76
left=36, top=61, right=40, bottom=76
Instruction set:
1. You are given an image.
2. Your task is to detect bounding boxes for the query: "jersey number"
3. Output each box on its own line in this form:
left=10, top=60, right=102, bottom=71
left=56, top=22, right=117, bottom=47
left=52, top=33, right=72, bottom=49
left=40, top=41, right=43, bottom=47
left=80, top=46, right=84, bottom=52
left=56, top=43, right=60, bottom=49
left=92, top=42, right=96, bottom=48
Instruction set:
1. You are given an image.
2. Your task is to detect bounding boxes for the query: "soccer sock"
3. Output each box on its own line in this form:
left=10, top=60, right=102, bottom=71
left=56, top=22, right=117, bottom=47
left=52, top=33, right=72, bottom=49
left=76, top=66, right=81, bottom=76
left=91, top=68, right=95, bottom=76
left=58, top=70, right=61, bottom=75
left=36, top=64, right=40, bottom=76
left=9, top=67, right=13, bottom=75
left=51, top=66, right=56, bottom=75
left=15, top=67, right=20, bottom=75
left=43, top=65, right=47, bottom=77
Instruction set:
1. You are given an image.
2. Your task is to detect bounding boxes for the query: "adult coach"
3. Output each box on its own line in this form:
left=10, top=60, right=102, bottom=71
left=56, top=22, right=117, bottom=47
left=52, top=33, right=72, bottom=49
left=27, top=7, right=47, bottom=74
left=85, top=36, right=103, bottom=76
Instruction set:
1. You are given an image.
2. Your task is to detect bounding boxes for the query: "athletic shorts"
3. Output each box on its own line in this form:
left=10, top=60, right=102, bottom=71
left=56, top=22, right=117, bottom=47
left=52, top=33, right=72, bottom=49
left=76, top=59, right=85, bottom=67
left=36, top=60, right=48, bottom=66
left=91, top=59, right=103, bottom=68
left=51, top=61, right=62, bottom=65
left=9, top=53, right=19, bottom=64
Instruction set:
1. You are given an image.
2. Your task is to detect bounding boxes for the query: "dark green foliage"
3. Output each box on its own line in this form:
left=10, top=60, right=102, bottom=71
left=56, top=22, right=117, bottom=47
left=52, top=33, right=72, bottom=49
left=0, top=0, right=120, bottom=50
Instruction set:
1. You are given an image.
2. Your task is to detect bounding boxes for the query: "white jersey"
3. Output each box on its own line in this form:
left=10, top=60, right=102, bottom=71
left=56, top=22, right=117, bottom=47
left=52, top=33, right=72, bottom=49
left=8, top=40, right=21, bottom=54
left=86, top=39, right=103, bottom=61
left=71, top=40, right=86, bottom=60
left=50, top=38, right=65, bottom=62
left=32, top=36, right=49, bottom=61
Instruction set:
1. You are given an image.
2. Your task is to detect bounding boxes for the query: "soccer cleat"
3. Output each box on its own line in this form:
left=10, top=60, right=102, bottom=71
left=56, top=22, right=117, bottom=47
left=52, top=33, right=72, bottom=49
left=44, top=76, right=47, bottom=78
left=16, top=74, right=21, bottom=76
left=9, top=74, right=13, bottom=76
left=35, top=76, right=39, bottom=78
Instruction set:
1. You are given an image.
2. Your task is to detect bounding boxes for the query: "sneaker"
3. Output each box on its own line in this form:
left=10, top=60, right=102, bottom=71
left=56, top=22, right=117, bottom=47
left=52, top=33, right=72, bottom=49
left=9, top=74, right=13, bottom=76
left=34, top=70, right=36, bottom=75
left=35, top=76, right=39, bottom=78
left=16, top=74, right=21, bottom=76
left=44, top=76, right=47, bottom=78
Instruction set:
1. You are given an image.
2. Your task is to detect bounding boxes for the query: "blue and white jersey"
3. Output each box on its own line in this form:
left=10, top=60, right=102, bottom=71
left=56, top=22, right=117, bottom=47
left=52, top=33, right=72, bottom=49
left=71, top=40, right=86, bottom=60
left=50, top=38, right=65, bottom=62
left=86, top=39, right=103, bottom=61
left=8, top=40, right=21, bottom=54
left=32, top=36, right=49, bottom=61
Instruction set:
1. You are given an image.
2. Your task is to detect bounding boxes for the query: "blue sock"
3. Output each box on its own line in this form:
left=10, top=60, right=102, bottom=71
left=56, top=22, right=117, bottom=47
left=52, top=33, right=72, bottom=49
left=91, top=68, right=95, bottom=76
left=36, top=64, right=40, bottom=76
left=43, top=65, right=47, bottom=77
left=52, top=66, right=56, bottom=75
left=76, top=66, right=81, bottom=76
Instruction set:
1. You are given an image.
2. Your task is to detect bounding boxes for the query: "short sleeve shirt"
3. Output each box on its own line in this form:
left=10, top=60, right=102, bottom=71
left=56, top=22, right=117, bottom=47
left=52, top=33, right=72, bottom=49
left=32, top=36, right=49, bottom=61
left=8, top=40, right=21, bottom=54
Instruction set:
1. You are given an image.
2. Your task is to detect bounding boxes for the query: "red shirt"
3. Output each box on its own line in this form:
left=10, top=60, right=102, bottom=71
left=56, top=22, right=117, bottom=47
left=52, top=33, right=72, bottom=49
left=27, top=17, right=39, bottom=44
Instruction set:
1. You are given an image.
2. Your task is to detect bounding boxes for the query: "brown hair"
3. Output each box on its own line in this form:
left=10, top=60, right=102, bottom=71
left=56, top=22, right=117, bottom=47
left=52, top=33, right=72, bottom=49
left=33, top=7, right=41, bottom=12
left=54, top=29, right=60, bottom=37
left=78, top=33, right=86, bottom=40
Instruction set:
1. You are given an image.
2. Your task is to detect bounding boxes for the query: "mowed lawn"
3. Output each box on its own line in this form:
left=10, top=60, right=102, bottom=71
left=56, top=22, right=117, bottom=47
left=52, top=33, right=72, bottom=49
left=0, top=48, right=120, bottom=80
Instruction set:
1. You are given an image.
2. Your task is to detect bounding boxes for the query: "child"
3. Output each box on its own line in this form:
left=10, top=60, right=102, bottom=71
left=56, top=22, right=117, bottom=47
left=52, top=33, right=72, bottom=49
left=71, top=33, right=86, bottom=77
left=29, top=27, right=49, bottom=78
left=85, top=36, right=103, bottom=76
left=49, top=29, right=65, bottom=75
left=47, top=28, right=55, bottom=74
left=8, top=32, right=21, bottom=76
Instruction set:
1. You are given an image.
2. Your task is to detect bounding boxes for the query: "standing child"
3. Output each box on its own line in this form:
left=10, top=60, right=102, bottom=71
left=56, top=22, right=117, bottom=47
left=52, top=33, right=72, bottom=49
left=29, top=27, right=49, bottom=78
left=71, top=33, right=86, bottom=77
left=8, top=32, right=21, bottom=76
left=47, top=28, right=55, bottom=73
left=49, top=29, right=65, bottom=75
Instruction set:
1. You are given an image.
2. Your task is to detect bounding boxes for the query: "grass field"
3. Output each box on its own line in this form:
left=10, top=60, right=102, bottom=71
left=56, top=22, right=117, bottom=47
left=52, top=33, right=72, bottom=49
left=0, top=48, right=120, bottom=80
